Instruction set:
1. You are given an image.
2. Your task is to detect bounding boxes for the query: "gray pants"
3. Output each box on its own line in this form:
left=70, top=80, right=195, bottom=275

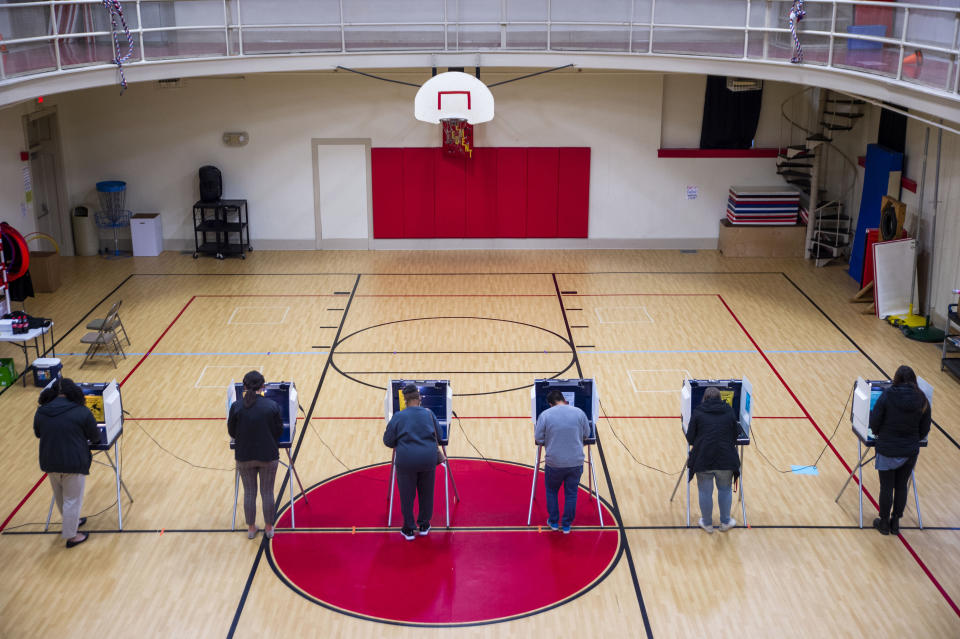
left=49, top=473, right=85, bottom=539
left=238, top=460, right=279, bottom=527
left=696, top=470, right=733, bottom=527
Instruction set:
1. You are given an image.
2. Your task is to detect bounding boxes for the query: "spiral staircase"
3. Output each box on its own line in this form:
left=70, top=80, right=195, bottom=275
left=778, top=88, right=865, bottom=267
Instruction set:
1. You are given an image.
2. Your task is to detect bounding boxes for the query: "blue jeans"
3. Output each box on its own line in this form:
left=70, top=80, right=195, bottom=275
left=696, top=470, right=733, bottom=527
left=544, top=465, right=583, bottom=527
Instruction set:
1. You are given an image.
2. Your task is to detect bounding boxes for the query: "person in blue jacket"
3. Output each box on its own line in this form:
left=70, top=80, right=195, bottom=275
left=870, top=365, right=931, bottom=536
left=686, top=387, right=741, bottom=534
left=383, top=384, right=442, bottom=540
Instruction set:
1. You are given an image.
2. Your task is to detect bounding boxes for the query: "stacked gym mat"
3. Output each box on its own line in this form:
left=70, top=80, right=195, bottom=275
left=726, top=186, right=800, bottom=225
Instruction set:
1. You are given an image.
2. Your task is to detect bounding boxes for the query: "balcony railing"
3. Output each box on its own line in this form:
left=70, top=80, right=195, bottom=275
left=1, top=0, right=958, bottom=97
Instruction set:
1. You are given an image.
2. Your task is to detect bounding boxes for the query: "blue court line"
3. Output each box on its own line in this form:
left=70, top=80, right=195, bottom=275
left=578, top=349, right=859, bottom=354
left=55, top=351, right=329, bottom=357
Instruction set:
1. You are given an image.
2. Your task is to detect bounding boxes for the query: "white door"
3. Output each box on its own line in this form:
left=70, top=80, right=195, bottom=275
left=27, top=113, right=70, bottom=254
left=314, top=144, right=369, bottom=245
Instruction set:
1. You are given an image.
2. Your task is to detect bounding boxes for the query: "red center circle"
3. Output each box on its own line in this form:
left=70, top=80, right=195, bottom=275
left=267, top=459, right=620, bottom=626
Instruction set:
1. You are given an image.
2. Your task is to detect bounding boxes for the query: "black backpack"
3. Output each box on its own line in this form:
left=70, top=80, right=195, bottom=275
left=199, top=165, right=222, bottom=202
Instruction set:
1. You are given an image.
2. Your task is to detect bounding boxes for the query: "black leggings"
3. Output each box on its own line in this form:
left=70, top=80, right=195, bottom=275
left=877, top=453, right=918, bottom=521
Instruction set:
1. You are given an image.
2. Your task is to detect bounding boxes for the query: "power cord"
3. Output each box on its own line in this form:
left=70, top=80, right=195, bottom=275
left=598, top=400, right=683, bottom=476
left=125, top=414, right=233, bottom=472
left=749, top=385, right=854, bottom=474
left=452, top=411, right=529, bottom=477
left=299, top=404, right=350, bottom=471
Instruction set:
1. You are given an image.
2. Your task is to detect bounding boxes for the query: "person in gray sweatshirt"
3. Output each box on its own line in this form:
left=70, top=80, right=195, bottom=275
left=534, top=390, right=591, bottom=533
left=383, top=384, right=442, bottom=540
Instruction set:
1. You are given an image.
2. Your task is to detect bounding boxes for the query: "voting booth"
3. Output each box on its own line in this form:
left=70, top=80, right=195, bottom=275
left=671, top=378, right=753, bottom=527
left=526, top=379, right=604, bottom=528
left=44, top=380, right=133, bottom=531
left=836, top=376, right=931, bottom=528
left=384, top=380, right=459, bottom=528
left=226, top=381, right=309, bottom=530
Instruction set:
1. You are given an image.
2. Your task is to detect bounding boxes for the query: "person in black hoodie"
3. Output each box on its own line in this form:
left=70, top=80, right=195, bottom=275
left=383, top=384, right=442, bottom=540
left=686, top=387, right=741, bottom=533
left=228, top=370, right=282, bottom=540
left=870, top=365, right=931, bottom=535
left=33, top=377, right=100, bottom=548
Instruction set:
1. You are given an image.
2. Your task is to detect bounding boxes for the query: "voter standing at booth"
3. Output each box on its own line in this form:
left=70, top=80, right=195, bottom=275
left=534, top=390, right=591, bottom=533
left=869, top=365, right=931, bottom=536
left=686, top=387, right=740, bottom=534
left=228, top=370, right=283, bottom=540
left=383, top=383, right=441, bottom=540
left=33, top=377, right=100, bottom=548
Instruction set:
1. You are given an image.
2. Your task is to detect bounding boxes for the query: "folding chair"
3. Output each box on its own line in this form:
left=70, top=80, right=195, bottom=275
left=80, top=306, right=126, bottom=368
left=86, top=300, right=130, bottom=346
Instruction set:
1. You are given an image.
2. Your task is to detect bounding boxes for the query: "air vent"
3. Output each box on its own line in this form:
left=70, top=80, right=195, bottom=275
left=726, top=77, right=763, bottom=92
left=157, top=79, right=182, bottom=89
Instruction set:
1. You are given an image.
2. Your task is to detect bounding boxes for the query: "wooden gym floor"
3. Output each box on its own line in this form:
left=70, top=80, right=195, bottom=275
left=0, top=250, right=957, bottom=638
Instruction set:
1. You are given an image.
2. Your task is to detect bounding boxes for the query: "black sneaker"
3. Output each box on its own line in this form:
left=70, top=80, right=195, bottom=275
left=401, top=528, right=416, bottom=541
left=889, top=517, right=900, bottom=535
left=873, top=517, right=890, bottom=535
left=418, top=523, right=431, bottom=536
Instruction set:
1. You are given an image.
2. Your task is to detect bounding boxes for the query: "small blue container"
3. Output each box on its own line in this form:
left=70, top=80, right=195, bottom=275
left=32, top=358, right=62, bottom=387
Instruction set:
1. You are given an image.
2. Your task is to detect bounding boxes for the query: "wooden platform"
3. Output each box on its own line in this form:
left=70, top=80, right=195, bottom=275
left=0, top=250, right=957, bottom=638
left=718, top=220, right=806, bottom=257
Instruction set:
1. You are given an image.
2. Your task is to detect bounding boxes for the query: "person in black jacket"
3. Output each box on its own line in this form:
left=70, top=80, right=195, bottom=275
left=383, top=384, right=442, bottom=540
left=33, top=377, right=100, bottom=548
left=228, top=370, right=282, bottom=540
left=870, top=365, right=931, bottom=535
left=686, top=387, right=741, bottom=533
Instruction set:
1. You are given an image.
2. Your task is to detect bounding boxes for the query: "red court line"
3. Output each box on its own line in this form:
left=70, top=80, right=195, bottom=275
left=120, top=296, right=196, bottom=388
left=716, top=293, right=960, bottom=618
left=0, top=474, right=47, bottom=533
left=2, top=297, right=197, bottom=532
left=898, top=534, right=960, bottom=617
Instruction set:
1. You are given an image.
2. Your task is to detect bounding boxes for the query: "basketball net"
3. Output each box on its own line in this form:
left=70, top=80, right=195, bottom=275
left=441, top=118, right=473, bottom=158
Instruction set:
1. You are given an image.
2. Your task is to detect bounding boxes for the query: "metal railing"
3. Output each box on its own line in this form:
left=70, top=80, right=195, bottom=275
left=1, top=0, right=958, bottom=98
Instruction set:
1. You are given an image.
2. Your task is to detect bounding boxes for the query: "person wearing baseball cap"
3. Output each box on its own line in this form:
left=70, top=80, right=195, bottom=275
left=383, top=383, right=443, bottom=540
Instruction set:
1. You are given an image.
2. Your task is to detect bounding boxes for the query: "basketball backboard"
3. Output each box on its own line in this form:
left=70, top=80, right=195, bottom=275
left=415, top=71, right=494, bottom=125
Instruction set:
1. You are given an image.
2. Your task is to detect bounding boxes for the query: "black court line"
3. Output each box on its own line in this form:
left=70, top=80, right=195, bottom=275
left=228, top=274, right=361, bottom=638
left=328, top=308, right=345, bottom=311
left=318, top=326, right=338, bottom=329
left=312, top=346, right=331, bottom=349
left=136, top=270, right=789, bottom=277
left=336, top=350, right=572, bottom=354
left=551, top=274, right=654, bottom=639
left=570, top=325, right=589, bottom=329
left=0, top=274, right=134, bottom=399
left=781, top=273, right=960, bottom=451
left=341, top=370, right=569, bottom=374
left=565, top=308, right=583, bottom=311
left=576, top=345, right=596, bottom=349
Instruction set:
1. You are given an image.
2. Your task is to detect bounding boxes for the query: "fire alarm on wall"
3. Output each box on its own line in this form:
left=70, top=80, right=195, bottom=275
left=222, top=132, right=249, bottom=147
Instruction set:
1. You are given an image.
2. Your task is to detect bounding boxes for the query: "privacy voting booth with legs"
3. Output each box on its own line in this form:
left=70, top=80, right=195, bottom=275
left=44, top=380, right=133, bottom=531
left=671, top=378, right=752, bottom=527
left=226, top=381, right=309, bottom=530
left=527, top=379, right=604, bottom=528
left=384, top=380, right=459, bottom=528
left=836, top=377, right=931, bottom=528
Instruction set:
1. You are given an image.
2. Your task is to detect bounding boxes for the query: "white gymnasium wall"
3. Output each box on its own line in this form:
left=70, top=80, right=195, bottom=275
left=14, top=70, right=792, bottom=248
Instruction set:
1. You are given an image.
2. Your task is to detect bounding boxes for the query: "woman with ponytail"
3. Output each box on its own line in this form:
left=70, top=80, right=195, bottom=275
left=228, top=370, right=282, bottom=539
left=33, top=377, right=100, bottom=548
left=869, top=365, right=931, bottom=535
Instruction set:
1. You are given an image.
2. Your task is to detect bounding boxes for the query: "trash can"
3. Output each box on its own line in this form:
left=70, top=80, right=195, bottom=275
left=0, top=358, right=16, bottom=387
left=72, top=206, right=99, bottom=256
left=32, top=357, right=62, bottom=387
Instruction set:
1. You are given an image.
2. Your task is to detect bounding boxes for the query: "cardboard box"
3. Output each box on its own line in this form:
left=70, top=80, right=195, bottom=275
left=718, top=220, right=806, bottom=258
left=30, top=251, right=61, bottom=292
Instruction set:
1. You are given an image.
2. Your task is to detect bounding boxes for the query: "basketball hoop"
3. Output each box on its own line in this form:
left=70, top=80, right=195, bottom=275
left=441, top=118, right=473, bottom=158
left=415, top=72, right=493, bottom=160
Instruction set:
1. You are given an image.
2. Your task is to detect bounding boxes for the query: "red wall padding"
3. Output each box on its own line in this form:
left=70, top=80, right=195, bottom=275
left=372, top=147, right=590, bottom=239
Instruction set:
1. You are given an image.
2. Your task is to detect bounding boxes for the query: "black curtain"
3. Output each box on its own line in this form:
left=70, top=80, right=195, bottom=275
left=699, top=76, right=763, bottom=149
left=878, top=103, right=907, bottom=154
